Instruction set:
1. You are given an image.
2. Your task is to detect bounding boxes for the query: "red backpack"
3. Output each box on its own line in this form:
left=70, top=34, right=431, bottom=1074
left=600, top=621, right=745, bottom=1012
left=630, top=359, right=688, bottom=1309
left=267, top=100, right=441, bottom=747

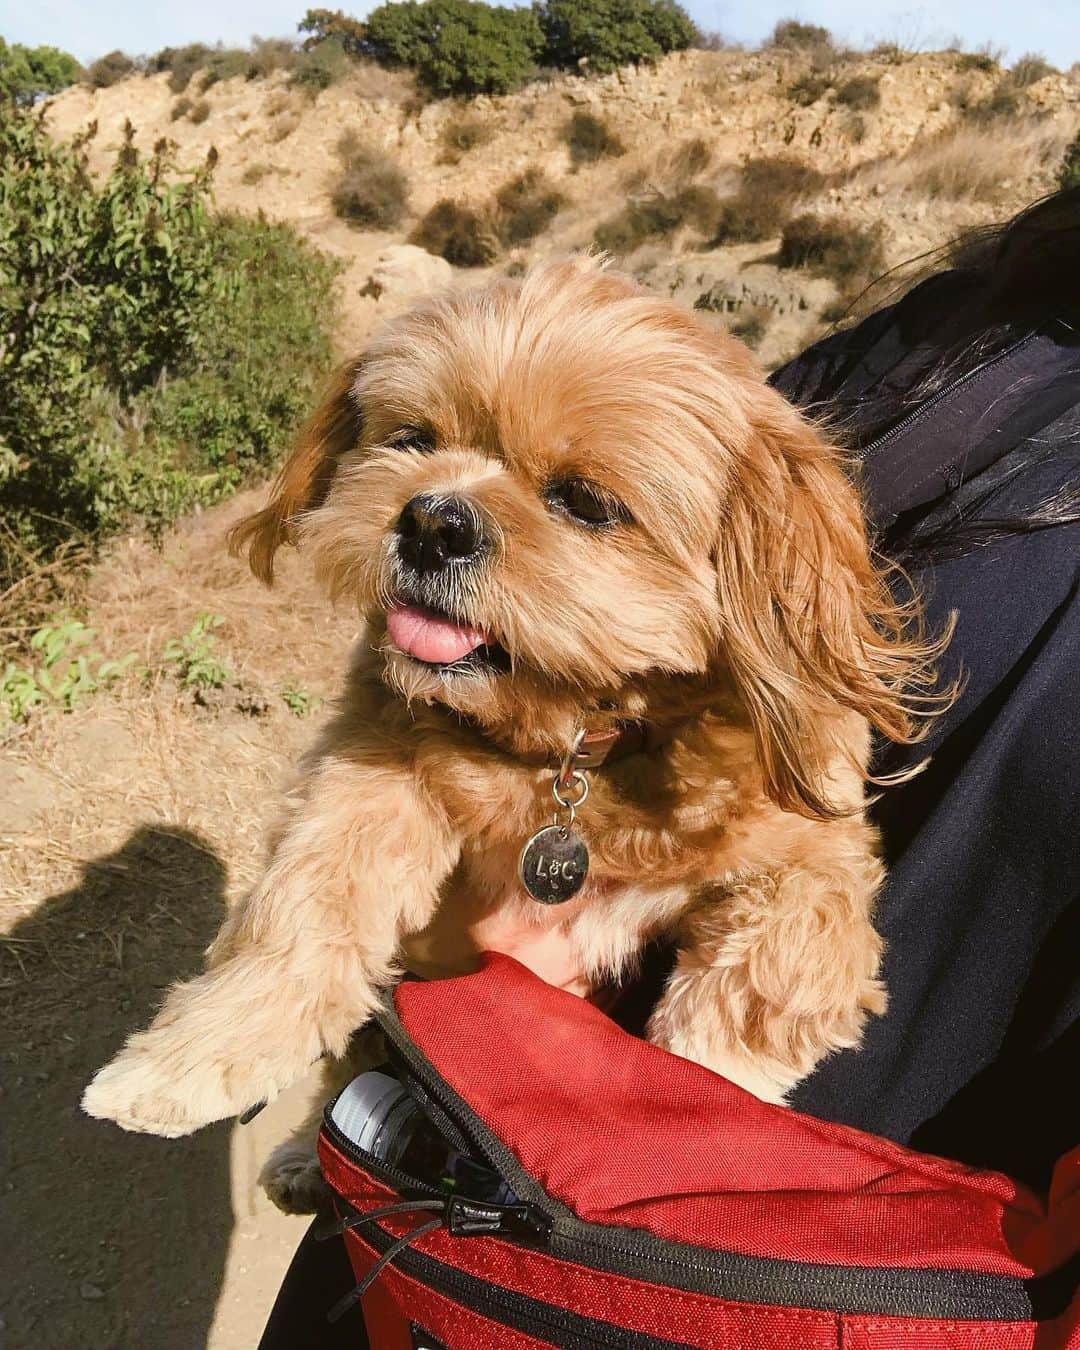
left=317, top=954, right=1080, bottom=1348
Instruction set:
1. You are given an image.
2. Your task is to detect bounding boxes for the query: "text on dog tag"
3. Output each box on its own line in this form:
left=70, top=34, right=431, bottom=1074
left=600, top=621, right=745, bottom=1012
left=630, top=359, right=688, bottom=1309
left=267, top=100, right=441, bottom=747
left=518, top=825, right=589, bottom=904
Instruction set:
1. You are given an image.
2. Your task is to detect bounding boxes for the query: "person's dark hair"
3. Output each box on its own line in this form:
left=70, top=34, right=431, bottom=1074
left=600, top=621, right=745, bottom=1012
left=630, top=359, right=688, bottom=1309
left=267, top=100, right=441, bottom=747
left=833, top=187, right=1080, bottom=555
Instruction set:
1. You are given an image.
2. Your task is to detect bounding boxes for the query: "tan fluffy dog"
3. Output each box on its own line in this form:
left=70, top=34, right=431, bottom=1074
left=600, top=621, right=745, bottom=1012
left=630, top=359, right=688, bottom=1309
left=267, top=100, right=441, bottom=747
left=84, top=257, right=943, bottom=1211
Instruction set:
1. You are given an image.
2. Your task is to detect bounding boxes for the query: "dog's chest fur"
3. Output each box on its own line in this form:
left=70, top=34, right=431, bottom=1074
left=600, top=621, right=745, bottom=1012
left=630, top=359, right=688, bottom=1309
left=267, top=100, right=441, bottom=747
left=402, top=712, right=769, bottom=984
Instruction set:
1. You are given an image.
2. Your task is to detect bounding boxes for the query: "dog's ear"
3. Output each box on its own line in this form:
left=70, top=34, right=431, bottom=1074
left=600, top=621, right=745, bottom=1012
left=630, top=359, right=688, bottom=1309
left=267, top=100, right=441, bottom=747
left=228, top=358, right=364, bottom=583
left=715, top=389, right=942, bottom=818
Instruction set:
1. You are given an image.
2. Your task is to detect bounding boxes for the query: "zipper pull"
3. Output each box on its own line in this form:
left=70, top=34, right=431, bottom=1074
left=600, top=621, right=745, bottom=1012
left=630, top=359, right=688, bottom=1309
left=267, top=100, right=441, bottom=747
left=446, top=1195, right=551, bottom=1245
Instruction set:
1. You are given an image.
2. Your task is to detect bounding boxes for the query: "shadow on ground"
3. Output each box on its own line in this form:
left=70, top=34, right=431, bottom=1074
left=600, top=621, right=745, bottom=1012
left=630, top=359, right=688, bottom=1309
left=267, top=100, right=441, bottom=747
left=0, top=826, right=233, bottom=1350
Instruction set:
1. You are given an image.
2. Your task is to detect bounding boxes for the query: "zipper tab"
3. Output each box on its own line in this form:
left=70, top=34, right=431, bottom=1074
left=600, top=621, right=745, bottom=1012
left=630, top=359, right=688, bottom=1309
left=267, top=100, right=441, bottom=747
left=447, top=1195, right=552, bottom=1245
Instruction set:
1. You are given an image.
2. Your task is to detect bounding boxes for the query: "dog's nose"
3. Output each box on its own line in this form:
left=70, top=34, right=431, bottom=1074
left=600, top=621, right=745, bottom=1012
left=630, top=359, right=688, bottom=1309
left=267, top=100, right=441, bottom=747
left=396, top=494, right=485, bottom=574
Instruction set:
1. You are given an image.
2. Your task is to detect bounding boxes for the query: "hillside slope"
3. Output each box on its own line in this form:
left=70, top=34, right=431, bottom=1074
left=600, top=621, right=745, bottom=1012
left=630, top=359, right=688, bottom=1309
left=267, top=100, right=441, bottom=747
left=46, top=47, right=1079, bottom=366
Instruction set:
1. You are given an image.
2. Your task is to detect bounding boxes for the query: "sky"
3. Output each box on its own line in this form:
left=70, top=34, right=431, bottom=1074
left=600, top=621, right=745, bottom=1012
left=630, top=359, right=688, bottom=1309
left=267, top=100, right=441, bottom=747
left=1, top=0, right=1077, bottom=68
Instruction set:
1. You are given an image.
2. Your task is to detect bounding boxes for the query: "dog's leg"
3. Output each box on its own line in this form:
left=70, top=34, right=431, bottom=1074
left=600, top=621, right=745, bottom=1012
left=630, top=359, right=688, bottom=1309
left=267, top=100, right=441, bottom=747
left=82, top=754, right=458, bottom=1137
left=648, top=842, right=886, bottom=1103
left=259, top=1026, right=387, bottom=1215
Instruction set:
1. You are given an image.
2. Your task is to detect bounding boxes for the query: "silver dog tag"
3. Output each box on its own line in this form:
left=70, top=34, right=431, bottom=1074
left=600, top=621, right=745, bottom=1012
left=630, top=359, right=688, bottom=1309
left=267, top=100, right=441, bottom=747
left=518, top=825, right=589, bottom=905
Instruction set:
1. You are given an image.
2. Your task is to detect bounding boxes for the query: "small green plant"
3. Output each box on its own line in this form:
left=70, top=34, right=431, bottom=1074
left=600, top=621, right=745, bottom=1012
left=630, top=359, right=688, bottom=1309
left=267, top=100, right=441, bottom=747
left=162, top=614, right=229, bottom=690
left=411, top=200, right=499, bottom=266
left=332, top=133, right=410, bottom=228
left=563, top=110, right=625, bottom=167
left=281, top=681, right=322, bottom=717
left=1, top=619, right=135, bottom=723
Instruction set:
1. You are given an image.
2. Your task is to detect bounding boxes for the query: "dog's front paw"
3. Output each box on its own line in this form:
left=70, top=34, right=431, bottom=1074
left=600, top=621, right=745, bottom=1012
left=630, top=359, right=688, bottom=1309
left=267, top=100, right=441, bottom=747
left=82, top=1030, right=262, bottom=1137
left=259, top=1140, right=332, bottom=1215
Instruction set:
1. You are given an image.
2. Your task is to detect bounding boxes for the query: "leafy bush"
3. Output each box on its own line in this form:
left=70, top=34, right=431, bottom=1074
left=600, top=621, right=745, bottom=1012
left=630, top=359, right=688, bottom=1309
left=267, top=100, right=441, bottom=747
left=1, top=619, right=134, bottom=723
left=835, top=74, right=880, bottom=110
left=540, top=0, right=696, bottom=75
left=439, top=113, right=494, bottom=164
left=769, top=19, right=833, bottom=53
left=0, top=38, right=81, bottom=104
left=332, top=133, right=409, bottom=228
left=411, top=200, right=499, bottom=265
left=1010, top=53, right=1055, bottom=88
left=146, top=43, right=214, bottom=93
left=0, top=108, right=338, bottom=585
left=1058, top=131, right=1080, bottom=191
left=711, top=156, right=824, bottom=244
left=494, top=168, right=565, bottom=245
left=778, top=214, right=885, bottom=285
left=289, top=37, right=352, bottom=90
left=564, top=110, right=624, bottom=166
left=365, top=0, right=544, bottom=95
left=83, top=49, right=138, bottom=89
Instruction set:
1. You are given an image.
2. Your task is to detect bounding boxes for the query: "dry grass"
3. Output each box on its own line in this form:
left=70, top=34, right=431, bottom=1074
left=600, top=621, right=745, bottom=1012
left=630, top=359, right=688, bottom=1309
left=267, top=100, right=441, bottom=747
left=438, top=113, right=494, bottom=165
left=411, top=200, right=500, bottom=266
left=332, top=133, right=409, bottom=229
left=494, top=168, right=566, bottom=246
left=872, top=121, right=1069, bottom=202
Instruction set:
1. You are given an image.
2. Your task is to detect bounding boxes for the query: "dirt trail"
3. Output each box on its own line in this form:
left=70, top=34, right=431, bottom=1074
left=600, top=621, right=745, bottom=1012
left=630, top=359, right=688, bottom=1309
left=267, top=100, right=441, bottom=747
left=0, top=494, right=357, bottom=1347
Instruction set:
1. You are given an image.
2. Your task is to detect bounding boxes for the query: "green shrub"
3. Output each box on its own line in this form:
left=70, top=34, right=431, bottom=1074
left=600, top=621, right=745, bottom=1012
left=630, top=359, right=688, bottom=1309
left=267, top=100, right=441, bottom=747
left=540, top=0, right=696, bottom=75
left=0, top=108, right=338, bottom=585
left=769, top=19, right=833, bottom=53
left=146, top=43, right=214, bottom=93
left=331, top=134, right=409, bottom=228
left=494, top=167, right=565, bottom=245
left=411, top=200, right=499, bottom=266
left=1059, top=131, right=1080, bottom=191
left=1010, top=52, right=1055, bottom=87
left=777, top=213, right=885, bottom=285
left=0, top=39, right=81, bottom=104
left=835, top=74, right=880, bottom=110
left=439, top=113, right=494, bottom=163
left=83, top=49, right=138, bottom=89
left=197, top=47, right=251, bottom=89
left=365, top=0, right=544, bottom=95
left=289, top=37, right=352, bottom=90
left=564, top=110, right=625, bottom=166
left=711, top=156, right=825, bottom=244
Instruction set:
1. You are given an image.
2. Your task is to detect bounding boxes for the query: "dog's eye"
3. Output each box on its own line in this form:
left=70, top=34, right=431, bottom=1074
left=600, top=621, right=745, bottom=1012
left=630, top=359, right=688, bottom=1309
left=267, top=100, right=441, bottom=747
left=386, top=426, right=435, bottom=454
left=546, top=478, right=631, bottom=528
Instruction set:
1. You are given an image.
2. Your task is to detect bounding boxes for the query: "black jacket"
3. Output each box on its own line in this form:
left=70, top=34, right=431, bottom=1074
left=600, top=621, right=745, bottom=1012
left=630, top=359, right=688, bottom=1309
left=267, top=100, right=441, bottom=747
left=773, top=274, right=1080, bottom=1189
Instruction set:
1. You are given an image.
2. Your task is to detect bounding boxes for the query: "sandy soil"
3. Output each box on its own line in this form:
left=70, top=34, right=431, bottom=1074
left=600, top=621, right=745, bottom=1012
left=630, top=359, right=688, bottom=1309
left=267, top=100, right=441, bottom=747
left=0, top=494, right=357, bottom=1348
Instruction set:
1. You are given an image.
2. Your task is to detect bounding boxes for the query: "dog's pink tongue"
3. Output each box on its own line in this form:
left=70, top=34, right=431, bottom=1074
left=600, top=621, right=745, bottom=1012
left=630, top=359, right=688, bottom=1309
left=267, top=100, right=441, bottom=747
left=386, top=605, right=490, bottom=664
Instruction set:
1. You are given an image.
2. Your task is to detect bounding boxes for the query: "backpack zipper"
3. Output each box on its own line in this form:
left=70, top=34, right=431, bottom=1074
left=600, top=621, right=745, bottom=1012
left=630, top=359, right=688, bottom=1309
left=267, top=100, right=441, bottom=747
left=363, top=1001, right=1037, bottom=1323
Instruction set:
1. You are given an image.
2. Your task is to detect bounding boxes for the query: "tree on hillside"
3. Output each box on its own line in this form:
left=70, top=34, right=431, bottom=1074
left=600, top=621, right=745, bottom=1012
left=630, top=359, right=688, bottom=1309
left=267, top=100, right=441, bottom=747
left=0, top=38, right=81, bottom=104
left=364, top=0, right=545, bottom=95
left=298, top=8, right=368, bottom=55
left=539, top=0, right=696, bottom=74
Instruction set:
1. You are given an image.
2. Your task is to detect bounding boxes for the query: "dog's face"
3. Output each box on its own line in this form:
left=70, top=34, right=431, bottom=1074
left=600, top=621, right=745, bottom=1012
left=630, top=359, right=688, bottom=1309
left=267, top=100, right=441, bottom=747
left=235, top=258, right=931, bottom=812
